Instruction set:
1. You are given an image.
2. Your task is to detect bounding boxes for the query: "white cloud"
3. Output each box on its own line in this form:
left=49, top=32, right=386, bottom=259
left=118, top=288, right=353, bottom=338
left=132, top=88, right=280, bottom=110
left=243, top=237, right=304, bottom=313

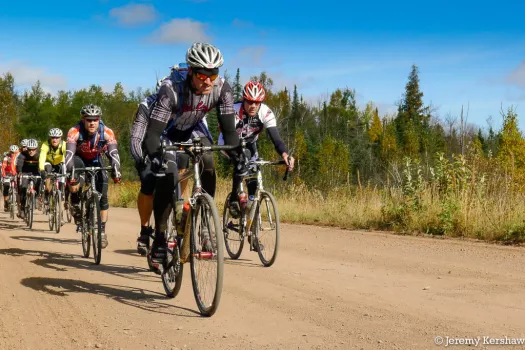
left=0, top=60, right=67, bottom=92
left=109, top=4, right=158, bottom=26
left=149, top=19, right=210, bottom=44
left=506, top=60, right=525, bottom=89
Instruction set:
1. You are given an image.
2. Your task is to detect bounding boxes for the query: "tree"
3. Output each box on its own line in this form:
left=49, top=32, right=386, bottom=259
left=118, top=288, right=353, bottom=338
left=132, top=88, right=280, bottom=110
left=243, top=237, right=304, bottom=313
left=233, top=68, right=242, bottom=102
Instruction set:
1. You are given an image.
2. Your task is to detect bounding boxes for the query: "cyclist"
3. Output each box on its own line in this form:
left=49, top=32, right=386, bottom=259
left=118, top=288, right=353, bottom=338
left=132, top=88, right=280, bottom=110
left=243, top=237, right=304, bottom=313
left=65, top=104, right=122, bottom=248
left=130, top=63, right=213, bottom=255
left=219, top=81, right=294, bottom=218
left=142, top=42, right=240, bottom=262
left=15, top=139, right=28, bottom=168
left=2, top=145, right=19, bottom=211
left=39, top=128, right=66, bottom=205
left=16, top=139, right=41, bottom=218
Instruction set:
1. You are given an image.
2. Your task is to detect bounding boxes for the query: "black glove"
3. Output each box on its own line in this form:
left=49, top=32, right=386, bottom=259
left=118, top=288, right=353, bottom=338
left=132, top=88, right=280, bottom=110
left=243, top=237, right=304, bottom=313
left=40, top=171, right=46, bottom=180
left=150, top=157, right=166, bottom=176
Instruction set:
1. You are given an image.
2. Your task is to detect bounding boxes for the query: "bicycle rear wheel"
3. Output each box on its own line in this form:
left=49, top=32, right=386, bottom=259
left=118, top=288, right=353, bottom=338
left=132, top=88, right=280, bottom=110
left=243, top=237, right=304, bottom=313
left=253, top=191, right=280, bottom=267
left=162, top=235, right=184, bottom=298
left=190, top=193, right=224, bottom=317
left=91, top=197, right=103, bottom=265
left=222, top=193, right=244, bottom=259
left=48, top=191, right=55, bottom=231
left=55, top=191, right=62, bottom=233
left=81, top=197, right=91, bottom=258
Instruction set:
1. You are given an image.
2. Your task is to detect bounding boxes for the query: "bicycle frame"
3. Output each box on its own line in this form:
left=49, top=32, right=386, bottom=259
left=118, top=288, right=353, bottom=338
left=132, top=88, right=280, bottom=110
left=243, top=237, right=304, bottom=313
left=162, top=138, right=237, bottom=262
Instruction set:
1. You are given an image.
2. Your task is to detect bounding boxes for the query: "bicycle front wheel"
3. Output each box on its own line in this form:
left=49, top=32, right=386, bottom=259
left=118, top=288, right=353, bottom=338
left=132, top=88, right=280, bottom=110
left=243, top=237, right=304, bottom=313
left=27, top=193, right=35, bottom=229
left=190, top=193, right=224, bottom=317
left=90, top=197, right=103, bottom=265
left=222, top=192, right=244, bottom=259
left=80, top=197, right=90, bottom=258
left=253, top=191, right=280, bottom=267
left=48, top=192, right=55, bottom=231
left=55, top=191, right=62, bottom=233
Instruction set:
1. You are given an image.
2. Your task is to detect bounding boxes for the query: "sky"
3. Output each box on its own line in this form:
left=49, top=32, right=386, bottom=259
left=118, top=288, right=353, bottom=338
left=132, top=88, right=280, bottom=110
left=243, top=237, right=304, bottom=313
left=1, top=0, right=525, bottom=132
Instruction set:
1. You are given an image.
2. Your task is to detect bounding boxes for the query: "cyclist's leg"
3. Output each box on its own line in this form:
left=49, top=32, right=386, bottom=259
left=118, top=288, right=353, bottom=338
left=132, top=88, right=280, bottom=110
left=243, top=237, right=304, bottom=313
left=151, top=150, right=178, bottom=261
left=200, top=137, right=217, bottom=197
left=246, top=142, right=259, bottom=197
left=229, top=146, right=254, bottom=217
left=177, top=153, right=190, bottom=197
left=95, top=166, right=109, bottom=248
left=3, top=181, right=9, bottom=211
left=68, top=156, right=85, bottom=228
left=18, top=175, right=29, bottom=217
left=136, top=160, right=155, bottom=248
left=43, top=162, right=53, bottom=202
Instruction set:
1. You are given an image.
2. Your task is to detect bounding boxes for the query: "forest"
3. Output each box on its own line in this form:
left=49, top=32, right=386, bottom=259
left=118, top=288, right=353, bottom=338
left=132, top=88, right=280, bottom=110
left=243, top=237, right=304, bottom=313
left=2, top=65, right=525, bottom=241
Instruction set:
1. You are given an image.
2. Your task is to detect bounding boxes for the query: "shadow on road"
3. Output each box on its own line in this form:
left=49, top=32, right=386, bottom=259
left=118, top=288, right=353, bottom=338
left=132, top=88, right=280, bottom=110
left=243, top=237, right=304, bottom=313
left=11, top=235, right=79, bottom=245
left=0, top=248, right=156, bottom=283
left=113, top=249, right=141, bottom=256
left=21, top=277, right=201, bottom=317
left=0, top=221, right=25, bottom=230
left=224, top=258, right=263, bottom=268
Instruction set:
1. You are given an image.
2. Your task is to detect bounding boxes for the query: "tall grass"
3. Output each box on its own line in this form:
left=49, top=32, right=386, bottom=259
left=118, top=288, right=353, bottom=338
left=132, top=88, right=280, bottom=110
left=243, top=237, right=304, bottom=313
left=108, top=155, right=525, bottom=244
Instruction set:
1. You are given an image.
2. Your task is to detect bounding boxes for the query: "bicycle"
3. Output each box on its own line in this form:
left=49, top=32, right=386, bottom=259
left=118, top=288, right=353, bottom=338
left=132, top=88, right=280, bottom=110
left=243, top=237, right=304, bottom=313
left=71, top=165, right=113, bottom=265
left=151, top=137, right=236, bottom=316
left=222, top=142, right=289, bottom=267
left=46, top=172, right=66, bottom=233
left=64, top=185, right=72, bottom=223
left=21, top=174, right=41, bottom=229
left=3, top=175, right=17, bottom=220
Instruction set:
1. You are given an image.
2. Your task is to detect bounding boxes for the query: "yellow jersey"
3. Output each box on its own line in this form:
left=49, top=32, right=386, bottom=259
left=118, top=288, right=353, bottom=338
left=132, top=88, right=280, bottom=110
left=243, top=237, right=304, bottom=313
left=39, top=140, right=66, bottom=170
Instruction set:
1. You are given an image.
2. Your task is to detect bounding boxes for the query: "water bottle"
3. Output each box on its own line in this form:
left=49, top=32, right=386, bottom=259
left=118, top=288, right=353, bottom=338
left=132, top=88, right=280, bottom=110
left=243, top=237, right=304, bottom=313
left=247, top=195, right=255, bottom=213
left=239, top=191, right=248, bottom=210
left=177, top=201, right=190, bottom=236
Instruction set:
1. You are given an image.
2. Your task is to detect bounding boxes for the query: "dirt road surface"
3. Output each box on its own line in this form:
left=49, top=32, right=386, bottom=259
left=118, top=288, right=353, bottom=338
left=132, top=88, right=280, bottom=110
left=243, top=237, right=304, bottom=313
left=0, top=207, right=524, bottom=350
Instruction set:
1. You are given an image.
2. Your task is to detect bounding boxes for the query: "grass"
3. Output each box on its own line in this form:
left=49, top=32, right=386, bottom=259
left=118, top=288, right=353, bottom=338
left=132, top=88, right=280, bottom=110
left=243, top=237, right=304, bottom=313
left=108, top=169, right=525, bottom=245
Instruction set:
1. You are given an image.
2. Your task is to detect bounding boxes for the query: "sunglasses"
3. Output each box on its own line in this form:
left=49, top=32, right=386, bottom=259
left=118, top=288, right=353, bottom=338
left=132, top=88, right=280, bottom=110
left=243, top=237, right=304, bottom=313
left=50, top=136, right=61, bottom=139
left=194, top=72, right=218, bottom=82
left=245, top=100, right=261, bottom=105
left=84, top=117, right=100, bottom=122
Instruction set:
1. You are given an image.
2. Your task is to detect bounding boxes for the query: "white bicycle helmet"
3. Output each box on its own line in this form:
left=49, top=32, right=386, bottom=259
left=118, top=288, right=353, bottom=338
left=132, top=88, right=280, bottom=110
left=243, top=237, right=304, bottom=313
left=80, top=104, right=102, bottom=117
left=20, top=139, right=28, bottom=147
left=49, top=128, right=63, bottom=137
left=186, top=42, right=224, bottom=69
left=9, top=145, right=19, bottom=153
left=26, top=139, right=38, bottom=149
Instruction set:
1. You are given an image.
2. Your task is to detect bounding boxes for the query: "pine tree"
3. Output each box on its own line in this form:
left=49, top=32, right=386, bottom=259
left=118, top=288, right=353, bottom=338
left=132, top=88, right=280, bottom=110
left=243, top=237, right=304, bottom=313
left=233, top=68, right=242, bottom=102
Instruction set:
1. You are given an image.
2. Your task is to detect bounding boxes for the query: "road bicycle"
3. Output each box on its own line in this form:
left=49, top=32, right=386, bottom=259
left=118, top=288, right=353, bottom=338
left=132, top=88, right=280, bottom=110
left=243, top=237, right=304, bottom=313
left=45, top=172, right=67, bottom=233
left=150, top=137, right=235, bottom=316
left=21, top=174, right=41, bottom=229
left=223, top=141, right=289, bottom=267
left=72, top=165, right=113, bottom=265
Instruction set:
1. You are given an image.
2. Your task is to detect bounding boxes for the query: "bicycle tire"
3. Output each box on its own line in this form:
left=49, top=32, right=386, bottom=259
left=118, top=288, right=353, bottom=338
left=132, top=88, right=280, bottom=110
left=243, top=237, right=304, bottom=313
left=65, top=197, right=72, bottom=223
left=55, top=191, right=62, bottom=233
left=190, top=193, right=224, bottom=316
left=91, top=196, right=103, bottom=265
left=81, top=196, right=91, bottom=258
left=254, top=191, right=280, bottom=267
left=222, top=192, right=244, bottom=259
left=48, top=191, right=55, bottom=231
left=28, top=192, right=34, bottom=229
left=161, top=235, right=184, bottom=298
left=9, top=188, right=15, bottom=220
